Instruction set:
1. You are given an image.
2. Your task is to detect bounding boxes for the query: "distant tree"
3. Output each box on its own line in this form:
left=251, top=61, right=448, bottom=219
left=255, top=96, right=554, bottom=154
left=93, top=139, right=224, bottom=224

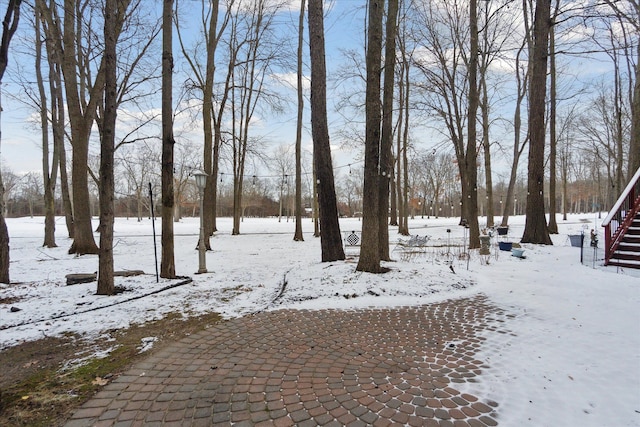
left=500, top=21, right=530, bottom=228
left=521, top=0, right=552, bottom=245
left=118, top=143, right=158, bottom=221
left=308, top=0, right=344, bottom=262
left=175, top=0, right=230, bottom=244
left=603, top=0, right=639, bottom=178
left=395, top=4, right=413, bottom=236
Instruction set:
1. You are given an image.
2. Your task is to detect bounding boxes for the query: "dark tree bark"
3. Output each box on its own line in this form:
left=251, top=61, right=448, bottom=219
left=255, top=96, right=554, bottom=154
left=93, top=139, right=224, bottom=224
left=308, top=0, right=344, bottom=262
left=0, top=0, right=22, bottom=283
left=398, top=37, right=411, bottom=236
left=294, top=0, right=305, bottom=242
left=161, top=0, right=176, bottom=278
left=547, top=1, right=559, bottom=234
left=465, top=0, right=480, bottom=249
left=97, top=0, right=121, bottom=295
left=34, top=7, right=57, bottom=248
left=201, top=0, right=219, bottom=248
left=38, top=1, right=73, bottom=238
left=62, top=0, right=101, bottom=255
left=522, top=0, right=553, bottom=245
left=378, top=0, right=399, bottom=261
left=357, top=0, right=384, bottom=273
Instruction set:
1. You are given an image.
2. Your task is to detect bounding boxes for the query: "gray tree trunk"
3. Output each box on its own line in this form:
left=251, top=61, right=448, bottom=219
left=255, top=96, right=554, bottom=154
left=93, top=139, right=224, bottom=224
left=378, top=0, right=398, bottom=261
left=97, top=0, right=123, bottom=295
left=0, top=0, right=22, bottom=283
left=357, top=0, right=384, bottom=273
left=522, top=0, right=553, bottom=245
left=308, top=0, right=344, bottom=262
left=161, top=0, right=176, bottom=278
left=294, top=0, right=305, bottom=242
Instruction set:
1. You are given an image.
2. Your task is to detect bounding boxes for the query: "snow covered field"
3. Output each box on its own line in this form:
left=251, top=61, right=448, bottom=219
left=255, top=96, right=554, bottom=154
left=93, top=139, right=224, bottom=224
left=1, top=214, right=638, bottom=426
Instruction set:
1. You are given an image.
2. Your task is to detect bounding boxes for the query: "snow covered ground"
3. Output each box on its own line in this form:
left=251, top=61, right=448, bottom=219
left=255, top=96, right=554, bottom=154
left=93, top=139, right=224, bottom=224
left=1, top=213, right=638, bottom=426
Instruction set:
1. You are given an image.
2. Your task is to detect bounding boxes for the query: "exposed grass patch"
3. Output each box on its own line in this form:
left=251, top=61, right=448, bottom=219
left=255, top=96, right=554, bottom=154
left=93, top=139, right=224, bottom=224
left=0, top=311, right=222, bottom=426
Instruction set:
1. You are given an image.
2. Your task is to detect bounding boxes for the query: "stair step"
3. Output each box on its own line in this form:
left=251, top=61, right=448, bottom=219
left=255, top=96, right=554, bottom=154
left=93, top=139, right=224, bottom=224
left=622, top=235, right=640, bottom=243
left=626, top=227, right=640, bottom=235
left=611, top=251, right=640, bottom=261
left=618, top=244, right=640, bottom=252
left=607, top=259, right=640, bottom=269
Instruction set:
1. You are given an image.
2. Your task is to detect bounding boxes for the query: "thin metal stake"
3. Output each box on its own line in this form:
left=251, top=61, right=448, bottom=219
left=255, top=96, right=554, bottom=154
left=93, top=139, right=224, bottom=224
left=149, top=182, right=159, bottom=283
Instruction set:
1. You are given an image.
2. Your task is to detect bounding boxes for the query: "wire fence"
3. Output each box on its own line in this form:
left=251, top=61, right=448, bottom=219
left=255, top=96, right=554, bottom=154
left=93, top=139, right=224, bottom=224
left=580, top=243, right=606, bottom=269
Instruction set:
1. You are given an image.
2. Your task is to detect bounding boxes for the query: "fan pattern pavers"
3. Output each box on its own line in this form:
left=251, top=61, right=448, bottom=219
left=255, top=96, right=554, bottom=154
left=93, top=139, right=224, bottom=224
left=65, top=294, right=513, bottom=426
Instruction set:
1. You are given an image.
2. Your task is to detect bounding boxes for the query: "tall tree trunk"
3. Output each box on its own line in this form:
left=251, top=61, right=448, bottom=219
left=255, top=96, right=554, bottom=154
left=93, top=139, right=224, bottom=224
left=500, top=36, right=529, bottom=227
left=400, top=42, right=411, bottom=236
left=395, top=104, right=405, bottom=233
left=62, top=0, right=101, bottom=255
left=522, top=0, right=552, bottom=245
left=35, top=9, right=57, bottom=248
left=294, top=0, right=305, bottom=242
left=97, top=0, right=121, bottom=295
left=465, top=0, right=480, bottom=249
left=357, top=0, right=384, bottom=273
left=547, top=2, right=559, bottom=234
left=59, top=128, right=74, bottom=237
left=389, top=164, right=398, bottom=226
left=308, top=0, right=344, bottom=262
left=479, top=65, right=493, bottom=228
left=161, top=0, right=176, bottom=278
left=312, top=165, right=320, bottom=237
left=40, top=6, right=73, bottom=237
left=202, top=0, right=219, bottom=248
left=0, top=0, right=22, bottom=283
left=378, top=0, right=398, bottom=261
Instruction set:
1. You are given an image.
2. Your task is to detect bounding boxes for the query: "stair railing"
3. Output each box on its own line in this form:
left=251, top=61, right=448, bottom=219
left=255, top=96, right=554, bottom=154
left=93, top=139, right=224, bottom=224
left=602, top=167, right=640, bottom=265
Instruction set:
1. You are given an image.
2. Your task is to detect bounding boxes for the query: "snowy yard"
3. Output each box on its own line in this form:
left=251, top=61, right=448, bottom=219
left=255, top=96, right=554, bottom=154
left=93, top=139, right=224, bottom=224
left=1, top=214, right=638, bottom=426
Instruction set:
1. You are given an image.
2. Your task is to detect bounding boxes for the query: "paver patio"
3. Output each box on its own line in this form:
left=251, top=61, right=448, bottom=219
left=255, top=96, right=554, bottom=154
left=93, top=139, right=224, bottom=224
left=65, top=294, right=512, bottom=426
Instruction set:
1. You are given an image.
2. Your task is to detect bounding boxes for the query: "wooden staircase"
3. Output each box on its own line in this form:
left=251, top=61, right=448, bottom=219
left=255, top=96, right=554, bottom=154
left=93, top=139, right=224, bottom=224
left=603, top=167, right=640, bottom=269
left=607, top=212, right=640, bottom=269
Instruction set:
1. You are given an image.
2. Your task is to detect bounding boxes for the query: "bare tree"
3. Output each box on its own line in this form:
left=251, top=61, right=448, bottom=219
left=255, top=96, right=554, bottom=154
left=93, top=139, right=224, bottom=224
left=117, top=143, right=158, bottom=221
left=161, top=0, right=176, bottom=278
left=226, top=0, right=287, bottom=235
left=294, top=0, right=305, bottom=242
left=0, top=0, right=22, bottom=283
left=521, top=0, right=552, bottom=244
left=396, top=4, right=414, bottom=236
left=500, top=0, right=532, bottom=228
left=410, top=0, right=475, bottom=234
left=33, top=5, right=58, bottom=248
left=602, top=0, right=639, bottom=178
left=308, top=0, right=344, bottom=262
left=547, top=0, right=560, bottom=234
left=37, top=0, right=100, bottom=254
left=175, top=0, right=232, bottom=244
left=97, top=0, right=130, bottom=295
left=357, top=0, right=384, bottom=273
left=465, top=0, right=480, bottom=248
left=378, top=0, right=399, bottom=261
